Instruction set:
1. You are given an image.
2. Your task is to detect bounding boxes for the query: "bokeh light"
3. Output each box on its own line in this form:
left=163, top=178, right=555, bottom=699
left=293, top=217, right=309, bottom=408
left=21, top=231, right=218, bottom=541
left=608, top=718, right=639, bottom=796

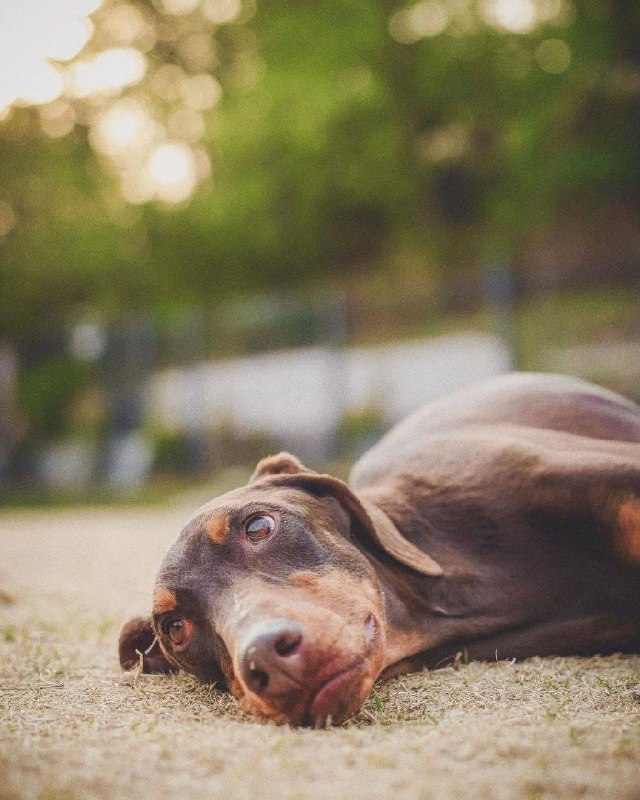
left=39, top=99, right=77, bottom=139
left=181, top=74, right=222, bottom=110
left=389, top=1, right=450, bottom=44
left=0, top=0, right=241, bottom=206
left=100, top=4, right=154, bottom=48
left=0, top=0, right=578, bottom=213
left=147, top=142, right=199, bottom=204
left=158, top=0, right=201, bottom=15
left=481, top=0, right=537, bottom=34
left=0, top=0, right=97, bottom=112
left=89, top=99, right=156, bottom=158
left=202, top=0, right=242, bottom=24
left=176, top=32, right=217, bottom=71
left=17, top=63, right=65, bottom=106
left=64, top=48, right=147, bottom=98
left=390, top=0, right=573, bottom=45
left=416, top=124, right=468, bottom=165
left=535, top=38, right=571, bottom=73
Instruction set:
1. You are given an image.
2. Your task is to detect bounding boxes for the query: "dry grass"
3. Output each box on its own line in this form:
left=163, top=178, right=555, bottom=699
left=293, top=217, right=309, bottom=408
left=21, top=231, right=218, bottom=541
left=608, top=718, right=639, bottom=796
left=1, top=506, right=639, bottom=800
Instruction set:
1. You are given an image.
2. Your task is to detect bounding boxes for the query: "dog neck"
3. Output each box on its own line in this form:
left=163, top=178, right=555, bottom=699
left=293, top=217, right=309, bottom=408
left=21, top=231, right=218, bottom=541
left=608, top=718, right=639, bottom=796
left=372, top=558, right=444, bottom=670
left=357, top=493, right=479, bottom=674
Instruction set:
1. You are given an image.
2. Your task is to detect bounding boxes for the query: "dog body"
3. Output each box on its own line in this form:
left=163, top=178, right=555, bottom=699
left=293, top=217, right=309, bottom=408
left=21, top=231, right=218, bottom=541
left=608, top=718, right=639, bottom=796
left=351, top=372, right=640, bottom=673
left=120, top=373, right=640, bottom=725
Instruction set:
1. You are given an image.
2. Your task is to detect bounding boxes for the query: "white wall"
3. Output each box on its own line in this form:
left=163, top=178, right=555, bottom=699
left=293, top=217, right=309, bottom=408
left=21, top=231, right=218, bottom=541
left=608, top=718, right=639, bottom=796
left=146, top=333, right=511, bottom=444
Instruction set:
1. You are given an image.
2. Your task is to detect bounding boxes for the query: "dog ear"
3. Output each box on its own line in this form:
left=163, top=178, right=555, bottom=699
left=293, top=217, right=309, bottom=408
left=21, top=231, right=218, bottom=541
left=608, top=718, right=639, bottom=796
left=250, top=452, right=310, bottom=482
left=118, top=616, right=176, bottom=674
left=262, top=470, right=444, bottom=577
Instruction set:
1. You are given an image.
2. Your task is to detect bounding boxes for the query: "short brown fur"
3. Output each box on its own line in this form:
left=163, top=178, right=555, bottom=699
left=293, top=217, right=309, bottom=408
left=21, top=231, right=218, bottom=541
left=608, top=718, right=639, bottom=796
left=618, top=497, right=640, bottom=563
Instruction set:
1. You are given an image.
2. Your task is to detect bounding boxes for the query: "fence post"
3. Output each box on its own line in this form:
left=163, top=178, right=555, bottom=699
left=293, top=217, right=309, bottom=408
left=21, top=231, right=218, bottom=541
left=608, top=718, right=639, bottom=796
left=482, top=261, right=519, bottom=370
left=317, top=291, right=348, bottom=461
left=100, top=317, right=157, bottom=487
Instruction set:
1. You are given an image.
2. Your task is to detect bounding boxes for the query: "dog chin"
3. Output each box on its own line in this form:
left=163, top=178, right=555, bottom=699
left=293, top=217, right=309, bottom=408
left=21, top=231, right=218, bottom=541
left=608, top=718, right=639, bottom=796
left=304, top=659, right=375, bottom=726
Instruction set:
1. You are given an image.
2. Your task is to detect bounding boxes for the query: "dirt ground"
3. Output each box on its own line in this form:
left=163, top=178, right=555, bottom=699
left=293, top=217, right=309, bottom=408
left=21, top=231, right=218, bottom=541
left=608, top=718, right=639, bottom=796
left=1, top=505, right=639, bottom=800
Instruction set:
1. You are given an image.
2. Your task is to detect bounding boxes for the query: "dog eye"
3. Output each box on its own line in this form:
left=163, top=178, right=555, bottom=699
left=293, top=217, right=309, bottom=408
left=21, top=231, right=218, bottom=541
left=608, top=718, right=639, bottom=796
left=245, top=514, right=275, bottom=543
left=165, top=619, right=192, bottom=647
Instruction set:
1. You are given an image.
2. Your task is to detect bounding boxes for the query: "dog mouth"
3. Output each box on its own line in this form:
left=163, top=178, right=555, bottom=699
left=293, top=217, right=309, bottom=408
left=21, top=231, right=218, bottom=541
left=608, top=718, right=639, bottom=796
left=304, top=613, right=379, bottom=726
left=306, top=659, right=367, bottom=725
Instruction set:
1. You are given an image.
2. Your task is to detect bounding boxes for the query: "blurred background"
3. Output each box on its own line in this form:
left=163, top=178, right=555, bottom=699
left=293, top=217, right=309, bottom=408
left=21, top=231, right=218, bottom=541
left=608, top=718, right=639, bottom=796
left=0, top=0, right=638, bottom=503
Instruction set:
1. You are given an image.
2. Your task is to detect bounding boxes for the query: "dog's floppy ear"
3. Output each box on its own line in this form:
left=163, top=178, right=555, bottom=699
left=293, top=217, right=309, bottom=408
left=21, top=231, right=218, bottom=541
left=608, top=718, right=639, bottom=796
left=252, top=458, right=443, bottom=576
left=119, top=616, right=176, bottom=674
left=250, top=451, right=311, bottom=482
left=249, top=450, right=318, bottom=483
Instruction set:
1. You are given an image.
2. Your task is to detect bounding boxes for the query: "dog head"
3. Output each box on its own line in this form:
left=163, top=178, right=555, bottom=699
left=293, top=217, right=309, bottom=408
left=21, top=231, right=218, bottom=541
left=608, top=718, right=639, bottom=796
left=119, top=453, right=442, bottom=725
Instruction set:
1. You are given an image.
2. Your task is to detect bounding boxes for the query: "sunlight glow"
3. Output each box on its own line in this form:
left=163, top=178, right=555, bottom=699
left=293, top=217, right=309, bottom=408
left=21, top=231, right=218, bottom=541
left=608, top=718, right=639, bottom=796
left=147, top=142, right=199, bottom=204
left=177, top=32, right=217, bottom=71
left=101, top=4, right=155, bottom=49
left=481, top=0, right=537, bottom=33
left=90, top=99, right=155, bottom=158
left=65, top=48, right=147, bottom=98
left=47, top=17, right=95, bottom=62
left=410, top=1, right=450, bottom=38
left=89, top=99, right=156, bottom=159
left=391, top=0, right=564, bottom=42
left=17, top=63, right=65, bottom=106
left=159, top=0, right=201, bottom=15
left=69, top=0, right=102, bottom=15
left=150, top=64, right=188, bottom=101
left=182, top=74, right=222, bottom=110
left=0, top=0, right=228, bottom=205
left=0, top=0, right=99, bottom=112
left=203, top=0, right=243, bottom=25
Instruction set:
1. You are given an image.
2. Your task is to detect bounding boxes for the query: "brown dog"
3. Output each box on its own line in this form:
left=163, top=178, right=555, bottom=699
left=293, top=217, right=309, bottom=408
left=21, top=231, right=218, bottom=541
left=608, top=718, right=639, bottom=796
left=119, top=372, right=640, bottom=725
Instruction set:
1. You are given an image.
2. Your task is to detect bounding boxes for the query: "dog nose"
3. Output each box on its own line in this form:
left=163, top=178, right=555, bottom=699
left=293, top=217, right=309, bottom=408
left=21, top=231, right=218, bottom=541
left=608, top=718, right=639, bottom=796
left=240, top=619, right=305, bottom=697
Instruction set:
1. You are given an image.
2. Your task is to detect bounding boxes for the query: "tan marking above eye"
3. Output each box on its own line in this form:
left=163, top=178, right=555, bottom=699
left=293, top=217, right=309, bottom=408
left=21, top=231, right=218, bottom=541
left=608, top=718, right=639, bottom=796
left=153, top=586, right=177, bottom=614
left=617, top=497, right=640, bottom=563
left=207, top=514, right=230, bottom=544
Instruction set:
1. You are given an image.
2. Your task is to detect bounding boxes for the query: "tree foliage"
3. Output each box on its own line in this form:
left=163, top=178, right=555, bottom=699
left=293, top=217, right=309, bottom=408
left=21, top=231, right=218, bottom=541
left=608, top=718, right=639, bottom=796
left=0, top=0, right=638, bottom=345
